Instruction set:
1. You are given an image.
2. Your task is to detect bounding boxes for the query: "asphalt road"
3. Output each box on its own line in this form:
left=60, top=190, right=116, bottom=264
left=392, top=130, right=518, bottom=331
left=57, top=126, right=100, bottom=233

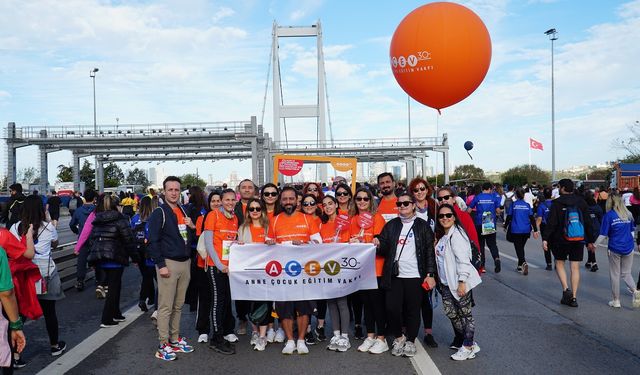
left=16, top=230, right=640, bottom=375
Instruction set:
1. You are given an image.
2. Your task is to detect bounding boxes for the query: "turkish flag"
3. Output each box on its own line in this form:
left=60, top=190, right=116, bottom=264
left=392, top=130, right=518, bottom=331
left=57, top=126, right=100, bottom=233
left=529, top=138, right=544, bottom=151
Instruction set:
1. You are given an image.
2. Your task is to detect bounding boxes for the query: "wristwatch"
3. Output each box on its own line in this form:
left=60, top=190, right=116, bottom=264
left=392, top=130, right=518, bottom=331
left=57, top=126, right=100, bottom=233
left=9, top=318, right=23, bottom=331
left=426, top=273, right=434, bottom=278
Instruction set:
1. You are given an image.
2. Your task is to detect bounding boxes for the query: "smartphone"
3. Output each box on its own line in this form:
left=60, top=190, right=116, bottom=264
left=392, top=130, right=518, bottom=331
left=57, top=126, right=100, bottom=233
left=421, top=280, right=431, bottom=291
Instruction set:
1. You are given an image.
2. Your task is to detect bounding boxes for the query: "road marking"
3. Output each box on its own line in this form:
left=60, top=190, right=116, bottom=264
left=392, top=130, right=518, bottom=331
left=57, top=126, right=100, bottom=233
left=410, top=340, right=442, bottom=375
left=497, top=252, right=541, bottom=269
left=36, top=304, right=144, bottom=375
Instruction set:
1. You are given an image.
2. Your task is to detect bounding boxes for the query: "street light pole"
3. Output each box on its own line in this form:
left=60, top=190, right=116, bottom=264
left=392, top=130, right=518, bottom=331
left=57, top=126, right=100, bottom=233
left=545, top=29, right=558, bottom=181
left=90, top=68, right=99, bottom=190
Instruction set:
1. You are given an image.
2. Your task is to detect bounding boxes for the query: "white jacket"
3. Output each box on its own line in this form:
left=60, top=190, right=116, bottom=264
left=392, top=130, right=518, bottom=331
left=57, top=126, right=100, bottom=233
left=437, top=225, right=482, bottom=300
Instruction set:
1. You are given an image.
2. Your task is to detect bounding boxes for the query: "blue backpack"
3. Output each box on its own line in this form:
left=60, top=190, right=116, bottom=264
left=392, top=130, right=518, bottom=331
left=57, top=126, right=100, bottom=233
left=563, top=206, right=585, bottom=242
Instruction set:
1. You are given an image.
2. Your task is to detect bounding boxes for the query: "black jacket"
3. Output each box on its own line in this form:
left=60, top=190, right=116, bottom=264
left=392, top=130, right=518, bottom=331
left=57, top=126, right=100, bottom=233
left=147, top=204, right=190, bottom=268
left=6, top=193, right=25, bottom=229
left=376, top=217, right=436, bottom=290
left=88, top=210, right=137, bottom=266
left=234, top=201, right=245, bottom=226
left=542, top=193, right=594, bottom=246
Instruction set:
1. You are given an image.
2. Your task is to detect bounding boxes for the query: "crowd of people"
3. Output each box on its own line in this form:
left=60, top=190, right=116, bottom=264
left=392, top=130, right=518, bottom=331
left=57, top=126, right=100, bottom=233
left=0, top=174, right=639, bottom=371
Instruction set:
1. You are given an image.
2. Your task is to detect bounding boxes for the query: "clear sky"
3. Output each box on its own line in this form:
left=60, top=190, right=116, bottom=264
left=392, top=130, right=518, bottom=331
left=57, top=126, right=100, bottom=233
left=1, top=0, right=638, bottom=184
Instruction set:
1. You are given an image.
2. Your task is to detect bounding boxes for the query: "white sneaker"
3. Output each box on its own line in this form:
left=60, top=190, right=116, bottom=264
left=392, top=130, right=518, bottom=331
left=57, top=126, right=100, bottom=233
left=197, top=334, right=208, bottom=343
left=633, top=290, right=640, bottom=308
left=472, top=342, right=481, bottom=355
left=150, top=310, right=158, bottom=324
left=266, top=328, right=276, bottom=343
left=224, top=334, right=239, bottom=343
left=327, top=335, right=340, bottom=351
left=336, top=337, right=351, bottom=352
left=368, top=338, right=389, bottom=354
left=250, top=332, right=259, bottom=346
left=297, top=340, right=309, bottom=355
left=282, top=340, right=296, bottom=355
left=391, top=336, right=406, bottom=356
left=357, top=337, right=376, bottom=352
left=254, top=337, right=267, bottom=351
left=274, top=328, right=286, bottom=343
left=608, top=300, right=622, bottom=308
left=451, top=345, right=476, bottom=361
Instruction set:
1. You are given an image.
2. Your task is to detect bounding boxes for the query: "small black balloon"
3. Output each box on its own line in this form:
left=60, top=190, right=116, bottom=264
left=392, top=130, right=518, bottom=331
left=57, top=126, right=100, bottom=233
left=464, top=141, right=474, bottom=151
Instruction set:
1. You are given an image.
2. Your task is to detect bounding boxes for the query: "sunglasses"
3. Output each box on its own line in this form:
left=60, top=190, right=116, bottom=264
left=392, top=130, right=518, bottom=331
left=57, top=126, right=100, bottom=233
left=437, top=213, right=454, bottom=219
left=436, top=195, right=452, bottom=201
left=355, top=197, right=370, bottom=202
left=302, top=202, right=316, bottom=207
left=336, top=191, right=350, bottom=197
left=413, top=187, right=427, bottom=193
left=248, top=207, right=262, bottom=212
left=396, top=201, right=413, bottom=207
left=262, top=191, right=278, bottom=197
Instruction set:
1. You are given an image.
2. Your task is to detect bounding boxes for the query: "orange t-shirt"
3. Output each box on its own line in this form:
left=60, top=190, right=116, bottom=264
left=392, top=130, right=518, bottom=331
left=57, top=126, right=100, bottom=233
left=350, top=212, right=386, bottom=276
left=338, top=208, right=351, bottom=217
left=197, top=210, right=238, bottom=268
left=266, top=209, right=276, bottom=224
left=319, top=218, right=350, bottom=243
left=172, top=207, right=186, bottom=225
left=377, top=196, right=399, bottom=222
left=268, top=211, right=320, bottom=243
left=306, top=214, right=321, bottom=228
left=249, top=223, right=267, bottom=243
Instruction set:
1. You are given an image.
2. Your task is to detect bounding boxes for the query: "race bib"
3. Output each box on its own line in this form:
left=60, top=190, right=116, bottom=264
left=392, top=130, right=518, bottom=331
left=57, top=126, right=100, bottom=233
left=178, top=224, right=188, bottom=244
left=222, top=240, right=233, bottom=261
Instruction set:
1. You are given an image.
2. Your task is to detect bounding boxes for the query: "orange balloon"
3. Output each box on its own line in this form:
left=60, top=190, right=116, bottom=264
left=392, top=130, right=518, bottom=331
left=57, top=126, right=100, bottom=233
left=390, top=2, right=492, bottom=111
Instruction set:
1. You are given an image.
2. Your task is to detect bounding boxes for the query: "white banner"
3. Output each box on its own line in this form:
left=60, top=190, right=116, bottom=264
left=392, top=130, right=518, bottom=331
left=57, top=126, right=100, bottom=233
left=228, top=243, right=378, bottom=301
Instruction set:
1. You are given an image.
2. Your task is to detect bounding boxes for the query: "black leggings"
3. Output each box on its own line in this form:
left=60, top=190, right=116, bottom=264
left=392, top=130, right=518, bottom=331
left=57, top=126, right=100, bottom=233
left=386, top=278, right=422, bottom=342
left=540, top=225, right=553, bottom=265
left=38, top=299, right=59, bottom=345
left=349, top=292, right=364, bottom=326
left=511, top=233, right=529, bottom=265
left=138, top=263, right=156, bottom=304
left=101, top=267, right=124, bottom=324
left=362, top=278, right=386, bottom=336
left=316, top=300, right=327, bottom=320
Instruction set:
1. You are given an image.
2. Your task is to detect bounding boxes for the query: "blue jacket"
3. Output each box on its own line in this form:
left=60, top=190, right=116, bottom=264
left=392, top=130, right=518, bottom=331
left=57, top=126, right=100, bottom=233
left=70, top=204, right=96, bottom=235
left=536, top=199, right=553, bottom=225
left=146, top=204, right=190, bottom=269
left=507, top=199, right=535, bottom=234
left=469, top=192, right=502, bottom=227
left=600, top=210, right=635, bottom=255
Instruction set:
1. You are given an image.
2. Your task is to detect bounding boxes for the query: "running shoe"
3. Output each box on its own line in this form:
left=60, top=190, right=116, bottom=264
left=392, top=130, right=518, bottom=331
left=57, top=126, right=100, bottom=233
left=608, top=300, right=621, bottom=308
left=560, top=289, right=573, bottom=306
left=423, top=334, right=438, bottom=348
left=250, top=331, right=259, bottom=346
left=590, top=264, right=599, bottom=272
left=95, top=286, right=106, bottom=299
left=479, top=266, right=486, bottom=274
left=522, top=262, right=529, bottom=276
left=568, top=297, right=578, bottom=307
left=282, top=340, right=296, bottom=355
left=75, top=280, right=85, bottom=291
left=113, top=315, right=126, bottom=322
left=545, top=264, right=553, bottom=271
left=223, top=334, right=239, bottom=343
left=315, top=326, right=327, bottom=341
left=327, top=335, right=340, bottom=351
left=169, top=337, right=194, bottom=353
left=391, top=336, right=406, bottom=357
left=368, top=338, right=389, bottom=354
left=304, top=331, right=317, bottom=345
left=357, top=337, right=376, bottom=352
left=155, top=343, right=177, bottom=361
left=254, top=337, right=267, bottom=351
left=584, top=261, right=592, bottom=270
left=138, top=301, right=148, bottom=312
left=516, top=266, right=523, bottom=273
left=336, top=337, right=351, bottom=352
left=297, top=340, right=309, bottom=355
left=51, top=341, right=66, bottom=356
left=402, top=341, right=417, bottom=357
left=633, top=290, right=640, bottom=308
left=198, top=334, right=209, bottom=343
left=12, top=357, right=26, bottom=369
left=210, top=338, right=235, bottom=355
left=451, top=345, right=475, bottom=361
left=100, top=321, right=119, bottom=328
left=266, top=328, right=276, bottom=343
left=494, top=259, right=501, bottom=274
left=274, top=328, right=286, bottom=343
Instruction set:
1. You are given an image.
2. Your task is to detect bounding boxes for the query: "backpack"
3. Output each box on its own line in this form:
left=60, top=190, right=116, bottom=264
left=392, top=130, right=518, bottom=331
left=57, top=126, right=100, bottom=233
left=68, top=197, right=78, bottom=211
left=133, top=220, right=147, bottom=256
left=563, top=205, right=585, bottom=242
left=481, top=211, right=496, bottom=235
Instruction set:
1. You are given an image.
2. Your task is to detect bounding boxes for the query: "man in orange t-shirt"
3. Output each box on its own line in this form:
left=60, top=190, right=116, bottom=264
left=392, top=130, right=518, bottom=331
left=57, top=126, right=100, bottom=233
left=266, top=187, right=321, bottom=355
left=376, top=172, right=399, bottom=223
left=202, top=189, right=238, bottom=355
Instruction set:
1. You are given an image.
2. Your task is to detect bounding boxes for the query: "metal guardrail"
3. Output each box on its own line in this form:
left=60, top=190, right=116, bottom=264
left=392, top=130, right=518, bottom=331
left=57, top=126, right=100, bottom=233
left=52, top=241, right=95, bottom=291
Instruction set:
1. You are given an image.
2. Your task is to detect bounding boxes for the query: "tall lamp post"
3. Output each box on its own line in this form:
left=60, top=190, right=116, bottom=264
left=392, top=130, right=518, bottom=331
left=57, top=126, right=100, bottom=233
left=90, top=68, right=99, bottom=190
left=545, top=29, right=558, bottom=181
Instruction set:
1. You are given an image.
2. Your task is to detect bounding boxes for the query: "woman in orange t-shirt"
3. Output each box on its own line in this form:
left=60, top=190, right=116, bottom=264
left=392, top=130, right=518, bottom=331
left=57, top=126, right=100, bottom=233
left=237, top=198, right=273, bottom=351
left=260, top=183, right=280, bottom=224
left=349, top=187, right=388, bottom=354
left=334, top=183, right=353, bottom=216
left=301, top=194, right=322, bottom=228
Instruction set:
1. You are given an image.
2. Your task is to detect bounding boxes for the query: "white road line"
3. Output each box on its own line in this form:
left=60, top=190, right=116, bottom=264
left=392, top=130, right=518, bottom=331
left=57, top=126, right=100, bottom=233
left=410, top=340, right=442, bottom=375
left=36, top=304, right=144, bottom=375
left=497, top=252, right=540, bottom=268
